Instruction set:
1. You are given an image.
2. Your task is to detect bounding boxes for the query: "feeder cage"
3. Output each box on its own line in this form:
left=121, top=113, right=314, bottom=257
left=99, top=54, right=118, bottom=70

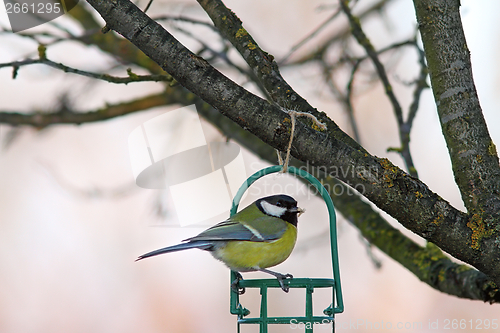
left=229, top=165, right=344, bottom=332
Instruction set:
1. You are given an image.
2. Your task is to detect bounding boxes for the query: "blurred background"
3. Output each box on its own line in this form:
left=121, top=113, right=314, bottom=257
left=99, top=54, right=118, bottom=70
left=1, top=0, right=499, bottom=332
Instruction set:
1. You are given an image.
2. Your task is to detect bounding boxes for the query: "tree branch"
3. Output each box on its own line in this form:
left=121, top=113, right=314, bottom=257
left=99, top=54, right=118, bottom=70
left=414, top=0, right=500, bottom=216
left=0, top=91, right=175, bottom=127
left=0, top=57, right=173, bottom=84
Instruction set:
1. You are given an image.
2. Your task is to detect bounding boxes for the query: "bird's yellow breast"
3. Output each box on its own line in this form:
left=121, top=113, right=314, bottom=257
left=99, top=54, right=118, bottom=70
left=212, top=223, right=297, bottom=272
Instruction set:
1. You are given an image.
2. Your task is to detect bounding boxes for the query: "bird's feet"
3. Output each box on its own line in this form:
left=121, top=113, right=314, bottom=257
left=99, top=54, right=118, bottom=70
left=231, top=272, right=246, bottom=295
left=276, top=273, right=293, bottom=293
left=258, top=268, right=293, bottom=292
left=232, top=270, right=294, bottom=293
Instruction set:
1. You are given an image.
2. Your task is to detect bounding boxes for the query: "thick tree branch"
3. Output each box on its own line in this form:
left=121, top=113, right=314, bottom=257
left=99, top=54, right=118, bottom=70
left=413, top=0, right=500, bottom=216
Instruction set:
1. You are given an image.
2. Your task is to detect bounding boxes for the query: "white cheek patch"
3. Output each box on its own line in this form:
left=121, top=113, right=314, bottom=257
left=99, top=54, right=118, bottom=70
left=261, top=201, right=287, bottom=217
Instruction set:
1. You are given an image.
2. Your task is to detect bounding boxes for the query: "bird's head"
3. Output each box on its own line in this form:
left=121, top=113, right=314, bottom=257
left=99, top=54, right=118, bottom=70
left=256, top=194, right=305, bottom=226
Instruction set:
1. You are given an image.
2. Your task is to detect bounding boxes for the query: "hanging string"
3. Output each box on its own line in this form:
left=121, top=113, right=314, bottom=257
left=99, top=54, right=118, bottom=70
left=278, top=109, right=327, bottom=173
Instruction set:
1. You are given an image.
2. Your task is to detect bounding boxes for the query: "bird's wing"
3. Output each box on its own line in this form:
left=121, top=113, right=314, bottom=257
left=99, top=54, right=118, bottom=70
left=184, top=217, right=288, bottom=242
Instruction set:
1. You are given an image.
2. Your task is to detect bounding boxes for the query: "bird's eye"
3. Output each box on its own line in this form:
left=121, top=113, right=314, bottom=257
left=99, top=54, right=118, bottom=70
left=276, top=201, right=283, bottom=207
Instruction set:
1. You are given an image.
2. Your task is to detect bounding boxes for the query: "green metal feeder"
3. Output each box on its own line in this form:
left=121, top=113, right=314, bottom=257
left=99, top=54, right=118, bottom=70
left=229, top=165, right=344, bottom=332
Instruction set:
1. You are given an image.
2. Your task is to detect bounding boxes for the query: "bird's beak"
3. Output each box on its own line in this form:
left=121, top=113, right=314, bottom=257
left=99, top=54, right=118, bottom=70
left=291, top=206, right=306, bottom=217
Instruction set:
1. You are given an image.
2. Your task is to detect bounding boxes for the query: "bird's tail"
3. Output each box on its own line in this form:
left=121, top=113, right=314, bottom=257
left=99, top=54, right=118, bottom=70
left=136, top=241, right=212, bottom=261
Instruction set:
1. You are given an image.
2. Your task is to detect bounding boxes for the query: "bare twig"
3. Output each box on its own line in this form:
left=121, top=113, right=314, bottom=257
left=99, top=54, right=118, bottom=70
left=0, top=91, right=176, bottom=127
left=279, top=7, right=342, bottom=64
left=1, top=57, right=173, bottom=84
left=340, top=0, right=419, bottom=177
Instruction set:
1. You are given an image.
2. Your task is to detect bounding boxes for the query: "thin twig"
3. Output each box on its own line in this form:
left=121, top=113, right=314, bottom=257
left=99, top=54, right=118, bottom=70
left=340, top=0, right=403, bottom=125
left=0, top=91, right=175, bottom=127
left=153, top=15, right=219, bottom=32
left=407, top=39, right=428, bottom=131
left=0, top=58, right=173, bottom=84
left=345, top=60, right=361, bottom=142
left=340, top=0, right=420, bottom=176
left=291, top=0, right=395, bottom=65
left=279, top=7, right=342, bottom=64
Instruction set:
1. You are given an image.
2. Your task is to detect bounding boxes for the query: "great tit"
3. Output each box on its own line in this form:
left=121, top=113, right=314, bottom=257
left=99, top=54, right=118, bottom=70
left=137, top=194, right=304, bottom=292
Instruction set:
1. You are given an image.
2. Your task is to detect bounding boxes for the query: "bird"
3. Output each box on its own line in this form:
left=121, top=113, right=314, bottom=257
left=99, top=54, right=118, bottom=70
left=137, top=194, right=305, bottom=293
